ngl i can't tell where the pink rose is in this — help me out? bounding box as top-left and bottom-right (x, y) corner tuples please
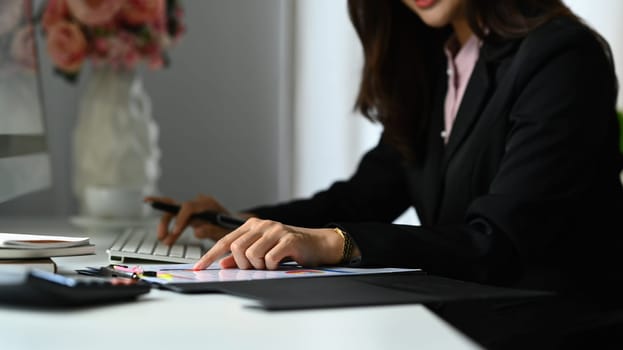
(66, 0), (123, 26)
(121, 0), (165, 26)
(123, 48), (141, 69)
(42, 0), (69, 31)
(148, 54), (164, 70)
(96, 34), (141, 70)
(93, 37), (109, 53)
(46, 21), (87, 73)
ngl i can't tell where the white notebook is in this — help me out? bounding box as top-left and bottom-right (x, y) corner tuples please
(0, 233), (95, 259)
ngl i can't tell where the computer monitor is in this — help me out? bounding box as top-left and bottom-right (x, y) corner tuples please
(0, 0), (51, 203)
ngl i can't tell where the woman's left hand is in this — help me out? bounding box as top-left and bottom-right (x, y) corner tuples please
(193, 218), (344, 270)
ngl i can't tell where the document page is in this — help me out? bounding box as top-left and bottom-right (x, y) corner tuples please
(130, 263), (420, 284)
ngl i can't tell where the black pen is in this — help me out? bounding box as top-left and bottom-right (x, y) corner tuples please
(109, 265), (162, 278)
(75, 266), (139, 279)
(106, 266), (140, 279)
(149, 201), (245, 229)
(137, 270), (158, 277)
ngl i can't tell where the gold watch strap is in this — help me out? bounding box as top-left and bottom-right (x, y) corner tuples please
(333, 227), (353, 265)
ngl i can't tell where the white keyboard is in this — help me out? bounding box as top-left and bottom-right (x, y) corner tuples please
(107, 227), (214, 264)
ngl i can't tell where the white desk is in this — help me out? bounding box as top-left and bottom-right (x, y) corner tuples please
(0, 218), (480, 350)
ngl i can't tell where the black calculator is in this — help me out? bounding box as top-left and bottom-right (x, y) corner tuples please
(0, 268), (151, 307)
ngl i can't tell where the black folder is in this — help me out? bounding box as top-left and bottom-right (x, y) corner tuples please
(159, 272), (553, 310)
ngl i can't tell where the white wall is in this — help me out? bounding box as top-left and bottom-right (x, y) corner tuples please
(291, 0), (418, 225)
(564, 0), (623, 109)
(145, 0), (293, 211)
(292, 0), (382, 201)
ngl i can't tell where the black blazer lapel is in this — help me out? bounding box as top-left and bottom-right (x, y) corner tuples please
(443, 56), (492, 164)
(442, 38), (520, 166)
(412, 97), (446, 225)
(408, 69), (447, 225)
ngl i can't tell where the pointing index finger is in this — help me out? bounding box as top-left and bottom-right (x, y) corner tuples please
(193, 226), (247, 270)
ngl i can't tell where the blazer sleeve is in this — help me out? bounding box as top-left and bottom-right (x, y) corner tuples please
(245, 136), (412, 228)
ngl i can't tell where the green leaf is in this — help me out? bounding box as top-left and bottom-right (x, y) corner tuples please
(53, 67), (80, 84)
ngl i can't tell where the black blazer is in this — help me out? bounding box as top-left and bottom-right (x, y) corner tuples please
(248, 18), (623, 293)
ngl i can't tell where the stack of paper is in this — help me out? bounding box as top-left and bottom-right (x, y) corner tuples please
(0, 233), (95, 259)
(0, 258), (57, 273)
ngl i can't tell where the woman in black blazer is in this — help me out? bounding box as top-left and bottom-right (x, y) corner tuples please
(150, 0), (623, 294)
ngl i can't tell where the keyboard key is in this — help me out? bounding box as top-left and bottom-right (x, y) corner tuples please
(121, 229), (145, 253)
(107, 227), (209, 263)
(154, 242), (170, 256)
(110, 230), (131, 251)
(138, 234), (157, 254)
(185, 245), (202, 259)
(169, 244), (184, 258)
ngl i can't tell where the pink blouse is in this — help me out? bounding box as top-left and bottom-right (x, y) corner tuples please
(442, 34), (481, 144)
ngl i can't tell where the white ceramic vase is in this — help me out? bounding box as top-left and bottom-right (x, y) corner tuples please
(72, 67), (160, 218)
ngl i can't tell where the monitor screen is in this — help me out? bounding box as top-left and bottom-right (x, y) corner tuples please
(0, 0), (51, 203)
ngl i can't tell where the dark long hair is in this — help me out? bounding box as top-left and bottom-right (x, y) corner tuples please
(348, 0), (576, 161)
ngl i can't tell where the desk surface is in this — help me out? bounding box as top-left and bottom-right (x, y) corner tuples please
(0, 217), (480, 350)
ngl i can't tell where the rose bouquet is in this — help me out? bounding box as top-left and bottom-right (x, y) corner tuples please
(40, 0), (184, 81)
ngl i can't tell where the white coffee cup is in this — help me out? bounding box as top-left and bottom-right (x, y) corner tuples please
(83, 186), (147, 219)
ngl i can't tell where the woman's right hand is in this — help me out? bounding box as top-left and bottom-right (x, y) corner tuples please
(144, 194), (234, 245)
